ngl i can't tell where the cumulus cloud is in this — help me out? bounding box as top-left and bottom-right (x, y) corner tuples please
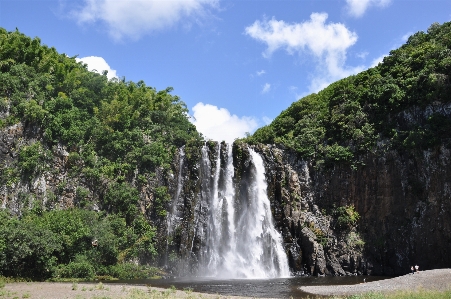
(190, 102), (258, 143)
(345, 0), (392, 18)
(76, 56), (117, 80)
(71, 0), (219, 40)
(256, 70), (266, 76)
(245, 13), (363, 94)
(261, 83), (271, 94)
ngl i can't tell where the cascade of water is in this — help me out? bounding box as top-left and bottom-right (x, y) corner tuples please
(201, 144), (237, 277)
(166, 147), (185, 265)
(203, 143), (223, 272)
(167, 144), (290, 278)
(243, 148), (290, 278)
(200, 145), (290, 279)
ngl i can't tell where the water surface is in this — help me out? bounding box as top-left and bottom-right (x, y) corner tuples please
(107, 276), (388, 298)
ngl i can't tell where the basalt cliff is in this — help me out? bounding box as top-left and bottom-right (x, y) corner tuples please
(161, 136), (451, 277)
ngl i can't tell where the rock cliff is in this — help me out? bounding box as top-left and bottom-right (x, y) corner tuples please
(1, 119), (450, 277)
(161, 136), (450, 277)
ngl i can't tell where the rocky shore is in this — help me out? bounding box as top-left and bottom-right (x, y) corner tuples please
(300, 269), (451, 296)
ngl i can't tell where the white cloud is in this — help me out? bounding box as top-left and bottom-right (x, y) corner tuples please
(71, 0), (218, 40)
(402, 31), (414, 42)
(345, 0), (392, 18)
(76, 56), (117, 80)
(190, 102), (258, 143)
(256, 70), (266, 76)
(262, 116), (272, 125)
(370, 54), (386, 67)
(261, 83), (271, 94)
(245, 13), (364, 94)
(369, 31), (413, 68)
(356, 51), (369, 59)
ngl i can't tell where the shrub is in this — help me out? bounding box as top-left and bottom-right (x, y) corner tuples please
(108, 263), (159, 280)
(18, 141), (50, 178)
(56, 256), (95, 279)
(334, 205), (360, 229)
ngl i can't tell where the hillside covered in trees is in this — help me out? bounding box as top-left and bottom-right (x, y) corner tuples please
(0, 28), (202, 280)
(246, 21), (451, 166)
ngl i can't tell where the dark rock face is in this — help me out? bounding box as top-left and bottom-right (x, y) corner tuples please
(251, 144), (367, 276)
(251, 143), (451, 276)
(310, 147), (451, 276)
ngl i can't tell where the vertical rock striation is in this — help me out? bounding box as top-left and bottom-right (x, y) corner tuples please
(251, 143), (451, 276)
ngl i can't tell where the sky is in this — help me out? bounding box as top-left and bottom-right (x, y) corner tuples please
(1, 0), (450, 143)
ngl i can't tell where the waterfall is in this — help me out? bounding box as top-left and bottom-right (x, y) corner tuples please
(168, 144), (290, 279)
(166, 147), (185, 265)
(203, 145), (289, 278)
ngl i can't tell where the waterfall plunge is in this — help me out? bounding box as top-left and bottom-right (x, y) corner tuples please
(170, 144), (290, 279)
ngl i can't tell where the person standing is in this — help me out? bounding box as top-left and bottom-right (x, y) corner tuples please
(415, 265), (419, 273)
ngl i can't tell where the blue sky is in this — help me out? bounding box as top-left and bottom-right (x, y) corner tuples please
(1, 0), (450, 142)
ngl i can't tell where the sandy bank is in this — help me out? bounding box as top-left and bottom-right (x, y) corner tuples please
(2, 281), (260, 299)
(300, 268), (451, 296)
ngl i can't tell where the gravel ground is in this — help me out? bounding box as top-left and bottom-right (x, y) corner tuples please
(300, 269), (451, 296)
(2, 281), (264, 299)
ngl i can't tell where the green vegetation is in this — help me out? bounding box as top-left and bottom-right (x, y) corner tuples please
(18, 141), (51, 179)
(347, 232), (365, 249)
(246, 22), (451, 166)
(0, 209), (158, 280)
(0, 26), (201, 183)
(333, 205), (361, 229)
(0, 28), (203, 279)
(306, 222), (328, 247)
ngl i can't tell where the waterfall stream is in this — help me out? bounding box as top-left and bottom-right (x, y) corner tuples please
(169, 144), (290, 279)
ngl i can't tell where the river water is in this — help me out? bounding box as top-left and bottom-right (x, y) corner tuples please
(107, 276), (388, 298)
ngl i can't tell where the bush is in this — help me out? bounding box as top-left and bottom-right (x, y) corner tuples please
(0, 209), (157, 280)
(108, 263), (159, 280)
(18, 141), (50, 178)
(334, 205), (360, 229)
(55, 256), (95, 279)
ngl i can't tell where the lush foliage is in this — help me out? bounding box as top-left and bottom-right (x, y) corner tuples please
(0, 27), (201, 179)
(0, 209), (157, 280)
(246, 22), (451, 165)
(0, 28), (203, 279)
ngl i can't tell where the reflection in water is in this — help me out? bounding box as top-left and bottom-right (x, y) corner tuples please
(106, 276), (389, 299)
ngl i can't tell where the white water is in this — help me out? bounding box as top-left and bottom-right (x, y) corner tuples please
(166, 147), (185, 265)
(169, 144), (290, 279)
(204, 146), (289, 278)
